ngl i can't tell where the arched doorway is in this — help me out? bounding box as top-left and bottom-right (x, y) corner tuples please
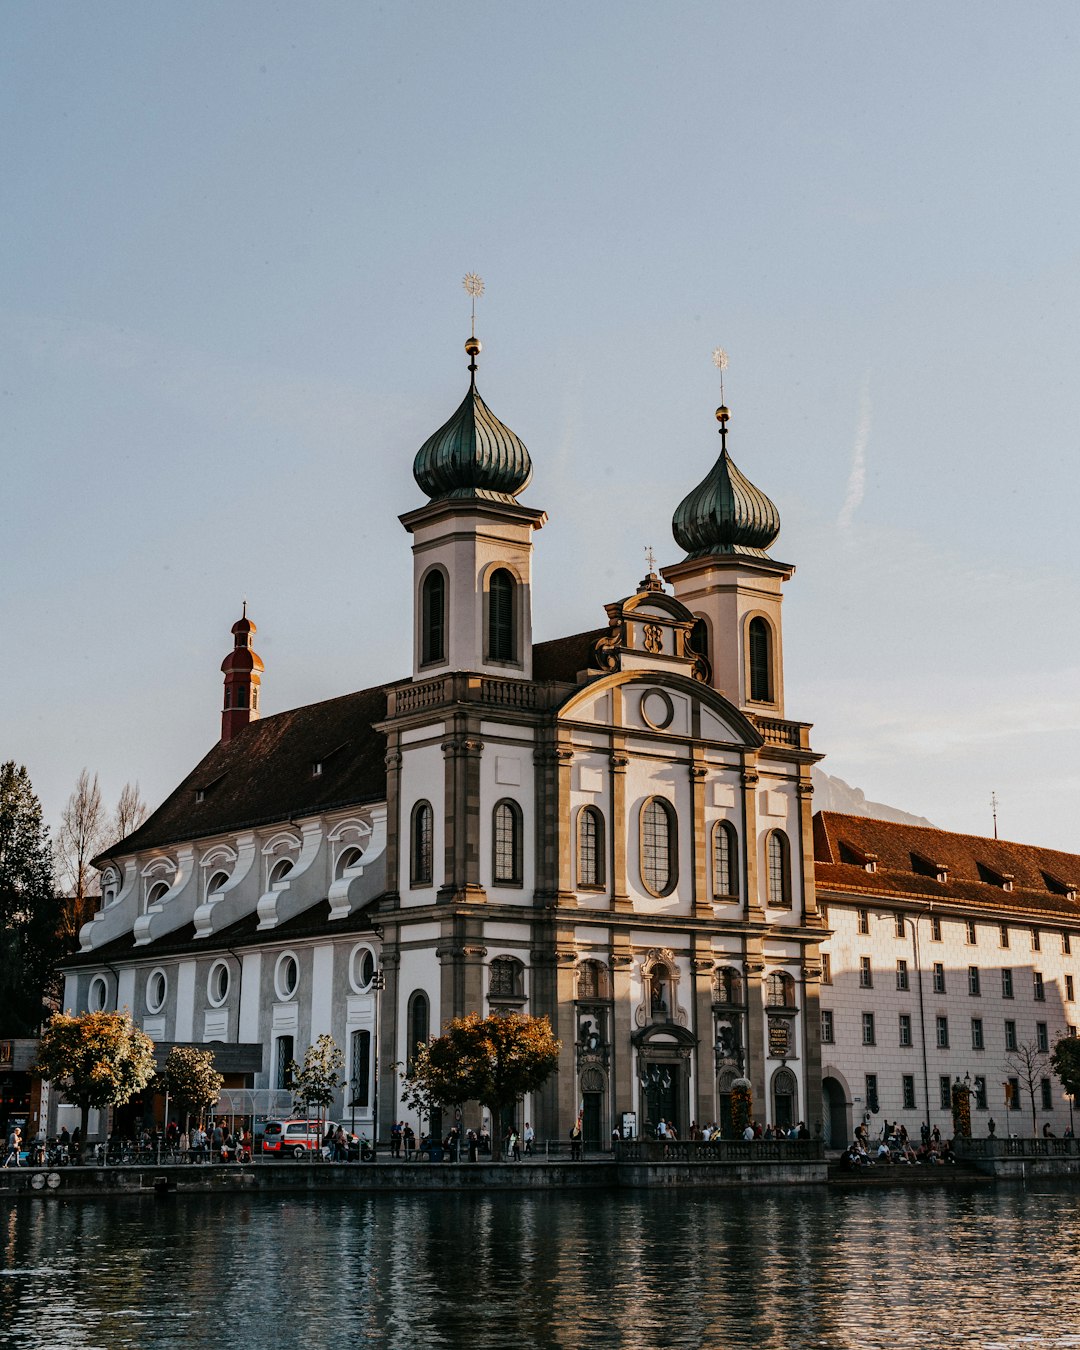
(717, 1068), (737, 1138)
(822, 1076), (850, 1148)
(771, 1067), (798, 1132)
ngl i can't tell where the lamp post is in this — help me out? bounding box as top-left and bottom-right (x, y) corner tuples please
(371, 969), (385, 1157)
(883, 909), (932, 1138)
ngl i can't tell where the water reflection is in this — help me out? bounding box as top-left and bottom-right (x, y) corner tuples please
(1, 1186), (1079, 1348)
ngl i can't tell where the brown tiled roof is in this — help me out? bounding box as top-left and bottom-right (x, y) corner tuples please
(96, 684), (391, 862)
(814, 811), (1080, 922)
(94, 626), (608, 865)
(532, 628), (607, 683)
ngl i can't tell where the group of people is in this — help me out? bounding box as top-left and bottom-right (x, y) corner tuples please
(388, 1121), (417, 1158)
(842, 1120), (957, 1169)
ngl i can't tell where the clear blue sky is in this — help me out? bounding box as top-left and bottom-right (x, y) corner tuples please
(4, 2), (1079, 850)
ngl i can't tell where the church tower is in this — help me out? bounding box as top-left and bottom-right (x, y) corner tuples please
(220, 605), (264, 743)
(399, 333), (546, 680)
(662, 403), (792, 716)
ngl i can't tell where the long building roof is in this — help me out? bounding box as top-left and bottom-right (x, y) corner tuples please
(814, 811), (1080, 922)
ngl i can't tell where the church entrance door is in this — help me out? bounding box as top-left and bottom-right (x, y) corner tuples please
(582, 1093), (602, 1150)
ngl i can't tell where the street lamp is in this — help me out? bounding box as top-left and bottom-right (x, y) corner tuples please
(371, 969), (385, 1157)
(637, 1061), (671, 1137)
(881, 909), (932, 1139)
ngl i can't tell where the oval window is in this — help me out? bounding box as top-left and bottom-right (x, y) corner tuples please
(88, 975), (109, 1012)
(207, 960), (230, 1007)
(145, 968), (167, 1014)
(350, 945), (376, 993)
(275, 952), (299, 1001)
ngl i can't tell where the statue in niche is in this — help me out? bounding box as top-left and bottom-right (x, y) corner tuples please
(580, 1016), (602, 1053)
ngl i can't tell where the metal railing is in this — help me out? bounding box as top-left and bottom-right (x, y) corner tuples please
(616, 1138), (823, 1164)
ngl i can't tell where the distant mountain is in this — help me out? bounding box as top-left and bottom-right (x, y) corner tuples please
(810, 768), (934, 829)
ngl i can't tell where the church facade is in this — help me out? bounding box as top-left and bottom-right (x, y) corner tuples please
(65, 329), (1080, 1148)
(66, 332), (826, 1145)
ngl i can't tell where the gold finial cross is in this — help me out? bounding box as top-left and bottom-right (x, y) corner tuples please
(645, 545), (657, 573)
(463, 273), (485, 337)
(711, 346), (728, 403)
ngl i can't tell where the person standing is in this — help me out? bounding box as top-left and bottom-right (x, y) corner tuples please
(569, 1118), (583, 1160)
(523, 1122), (534, 1156)
(403, 1123), (415, 1160)
(3, 1127), (22, 1167)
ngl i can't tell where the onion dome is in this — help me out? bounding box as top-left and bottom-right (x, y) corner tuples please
(672, 406), (780, 559)
(413, 338), (532, 504)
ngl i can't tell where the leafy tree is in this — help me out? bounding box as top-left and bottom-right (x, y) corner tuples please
(0, 761), (62, 1034)
(1050, 1034), (1080, 1107)
(156, 1045), (223, 1134)
(34, 1010), (157, 1146)
(1005, 1041), (1051, 1135)
(400, 1013), (560, 1160)
(289, 1034), (346, 1148)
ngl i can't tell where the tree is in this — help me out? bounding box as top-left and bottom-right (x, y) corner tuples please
(156, 1045), (223, 1134)
(1005, 1041), (1051, 1135)
(289, 1034), (346, 1151)
(112, 781), (148, 845)
(0, 761), (62, 1034)
(400, 1013), (560, 1160)
(34, 1010), (156, 1146)
(1050, 1034), (1080, 1112)
(57, 769), (107, 940)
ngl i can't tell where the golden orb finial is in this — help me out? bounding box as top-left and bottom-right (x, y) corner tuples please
(465, 336), (481, 357)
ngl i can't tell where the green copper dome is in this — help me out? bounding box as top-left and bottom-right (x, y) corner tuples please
(672, 412), (780, 559)
(413, 344), (532, 504)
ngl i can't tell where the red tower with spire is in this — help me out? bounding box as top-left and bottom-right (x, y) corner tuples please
(220, 605), (264, 743)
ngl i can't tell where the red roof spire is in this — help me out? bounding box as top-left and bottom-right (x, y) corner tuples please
(220, 606), (264, 743)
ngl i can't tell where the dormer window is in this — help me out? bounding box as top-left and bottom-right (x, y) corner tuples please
(312, 762), (323, 778)
(195, 790), (205, 803)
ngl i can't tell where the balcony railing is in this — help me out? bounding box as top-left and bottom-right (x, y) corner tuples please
(387, 674), (568, 719)
(752, 716), (811, 750)
(616, 1138), (823, 1164)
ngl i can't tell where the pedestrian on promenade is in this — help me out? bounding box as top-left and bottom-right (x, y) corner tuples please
(403, 1123), (415, 1160)
(523, 1122), (534, 1156)
(569, 1118), (583, 1160)
(3, 1127), (22, 1167)
(391, 1121), (402, 1158)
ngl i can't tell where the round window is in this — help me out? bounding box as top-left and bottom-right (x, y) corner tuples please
(350, 945), (376, 993)
(640, 688), (675, 731)
(207, 960), (230, 1007)
(88, 975), (109, 1012)
(146, 968), (167, 1014)
(275, 952), (299, 1001)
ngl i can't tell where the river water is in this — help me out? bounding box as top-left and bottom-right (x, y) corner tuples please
(1, 1184), (1078, 1348)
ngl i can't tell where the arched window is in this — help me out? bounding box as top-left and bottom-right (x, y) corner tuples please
(493, 799), (523, 885)
(577, 959), (611, 1001)
(748, 617), (773, 702)
(711, 821), (738, 899)
(640, 797), (677, 896)
(411, 801), (433, 887)
(350, 1028), (371, 1108)
(767, 830), (792, 908)
(421, 570), (445, 664)
(766, 972), (796, 1007)
(268, 857), (293, 886)
(407, 991), (429, 1073)
(488, 568), (516, 662)
(206, 870), (229, 900)
(689, 617), (709, 660)
(145, 880), (170, 911)
(489, 956), (524, 1001)
(275, 1034), (294, 1089)
(578, 806), (605, 889)
(715, 966), (744, 1005)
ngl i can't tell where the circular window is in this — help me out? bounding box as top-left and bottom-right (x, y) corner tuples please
(207, 960), (230, 1007)
(88, 975), (109, 1012)
(350, 945), (376, 993)
(275, 952), (299, 1001)
(145, 968), (167, 1014)
(640, 689), (675, 731)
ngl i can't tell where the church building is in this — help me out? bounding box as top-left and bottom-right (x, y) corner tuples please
(66, 327), (826, 1146)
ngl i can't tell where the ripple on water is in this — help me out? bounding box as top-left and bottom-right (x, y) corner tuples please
(1, 1188), (1079, 1347)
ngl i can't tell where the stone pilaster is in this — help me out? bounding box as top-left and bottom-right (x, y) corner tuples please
(743, 949), (767, 1121)
(610, 743), (631, 912)
(741, 756), (763, 920)
(376, 945), (399, 1146)
(691, 754), (710, 920)
(801, 952), (824, 1135)
(692, 945), (715, 1127)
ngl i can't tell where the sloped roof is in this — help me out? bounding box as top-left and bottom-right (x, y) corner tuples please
(532, 628), (607, 683)
(96, 684), (391, 862)
(814, 811), (1080, 922)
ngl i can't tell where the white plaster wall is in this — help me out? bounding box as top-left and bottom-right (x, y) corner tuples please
(174, 960), (197, 1041)
(309, 944), (335, 1039)
(398, 738), (445, 905)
